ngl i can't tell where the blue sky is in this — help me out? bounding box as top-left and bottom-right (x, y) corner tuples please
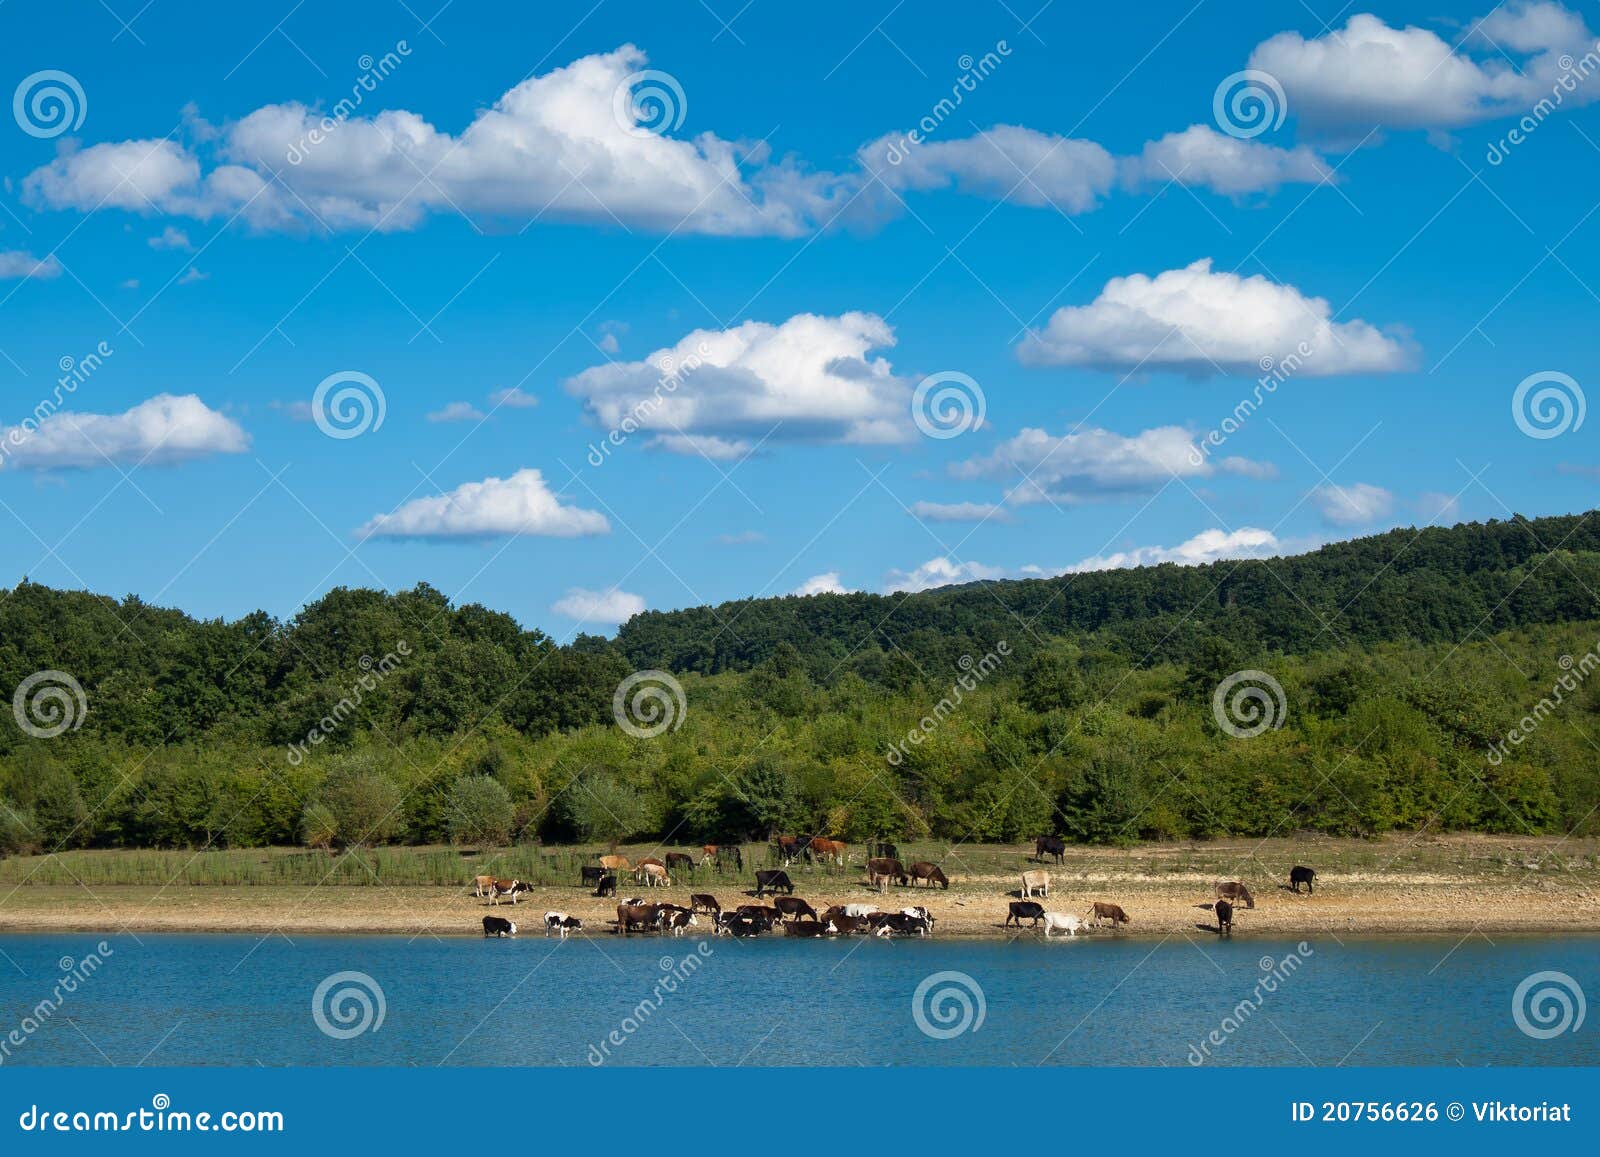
(0, 0), (1596, 635)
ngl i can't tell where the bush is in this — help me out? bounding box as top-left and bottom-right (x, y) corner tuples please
(446, 775), (514, 846)
(308, 767), (403, 848)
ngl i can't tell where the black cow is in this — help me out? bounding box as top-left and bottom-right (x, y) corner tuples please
(1035, 835), (1066, 864)
(580, 865), (609, 888)
(690, 893), (721, 915)
(869, 842), (898, 861)
(735, 904), (781, 931)
(665, 852), (696, 877)
(1215, 899), (1234, 936)
(754, 869), (794, 896)
(483, 915), (517, 937)
(1289, 865), (1316, 894)
(1006, 901), (1046, 928)
(593, 873), (618, 897)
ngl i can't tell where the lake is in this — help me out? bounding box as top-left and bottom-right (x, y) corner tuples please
(0, 933), (1593, 1066)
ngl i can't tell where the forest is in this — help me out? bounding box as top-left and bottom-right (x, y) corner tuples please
(1, 511), (1597, 854)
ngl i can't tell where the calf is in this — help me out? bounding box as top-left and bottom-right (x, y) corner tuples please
(1006, 901), (1046, 929)
(1020, 870), (1049, 899)
(1042, 912), (1084, 938)
(909, 862), (949, 889)
(1289, 865), (1316, 894)
(866, 858), (908, 893)
(690, 893), (721, 916)
(636, 863), (671, 888)
(594, 874), (618, 898)
(784, 919), (837, 937)
(754, 869), (794, 897)
(773, 896), (819, 922)
(1215, 899), (1234, 936)
(1089, 901), (1130, 928)
(1214, 881), (1255, 909)
(483, 915), (517, 937)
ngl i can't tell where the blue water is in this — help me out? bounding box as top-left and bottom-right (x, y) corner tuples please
(0, 933), (1594, 1067)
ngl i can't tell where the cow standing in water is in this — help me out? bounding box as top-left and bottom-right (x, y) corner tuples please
(1215, 899), (1234, 936)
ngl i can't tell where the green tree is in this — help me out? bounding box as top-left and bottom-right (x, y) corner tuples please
(446, 775), (514, 846)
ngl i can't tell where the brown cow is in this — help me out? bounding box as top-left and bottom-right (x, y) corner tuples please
(809, 838), (847, 866)
(472, 874), (495, 897)
(867, 857), (908, 892)
(1214, 881), (1255, 908)
(784, 919), (837, 937)
(1020, 870), (1049, 899)
(599, 854), (632, 873)
(1089, 901), (1130, 928)
(617, 902), (663, 935)
(690, 893), (721, 915)
(488, 878), (531, 905)
(909, 862), (949, 889)
(773, 896), (819, 922)
(830, 914), (871, 935)
(665, 852), (696, 875)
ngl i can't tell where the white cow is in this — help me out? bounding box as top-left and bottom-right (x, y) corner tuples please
(843, 903), (878, 918)
(1042, 911), (1084, 938)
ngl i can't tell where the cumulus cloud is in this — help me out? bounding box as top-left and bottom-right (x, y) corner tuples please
(0, 393), (247, 469)
(1018, 259), (1413, 376)
(909, 500), (1013, 523)
(952, 424), (1270, 505)
(357, 468), (609, 539)
(551, 586), (645, 624)
(148, 226), (192, 250)
(1120, 125), (1332, 196)
(860, 125), (1118, 212)
(25, 47), (845, 237)
(566, 311), (911, 457)
(1061, 527), (1282, 572)
(489, 387), (539, 409)
(1248, 3), (1600, 135)
(0, 250), (62, 280)
(427, 401), (486, 423)
(792, 572), (849, 596)
(884, 556), (1007, 593)
(1313, 481), (1395, 526)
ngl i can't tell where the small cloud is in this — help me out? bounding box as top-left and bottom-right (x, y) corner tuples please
(489, 386), (539, 409)
(909, 500), (1013, 523)
(148, 226), (192, 251)
(1063, 527), (1281, 572)
(1414, 490), (1461, 524)
(551, 586), (645, 624)
(0, 250), (62, 280)
(427, 401), (487, 423)
(792, 572), (849, 596)
(120, 278), (140, 289)
(597, 332), (621, 354)
(884, 556), (1006, 593)
(1313, 481), (1394, 527)
(357, 468), (609, 540)
(716, 530), (765, 545)
(270, 400), (314, 423)
(178, 266), (209, 284)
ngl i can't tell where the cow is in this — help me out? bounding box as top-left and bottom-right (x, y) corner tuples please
(636, 863), (671, 888)
(1289, 865), (1317, 894)
(1042, 912), (1084, 938)
(598, 854), (632, 873)
(593, 874), (618, 898)
(784, 919), (837, 937)
(1089, 901), (1130, 928)
(617, 902), (663, 936)
(909, 862), (949, 889)
(773, 896), (819, 922)
(809, 838), (848, 866)
(773, 835), (813, 865)
(866, 858), (908, 893)
(869, 842), (898, 861)
(483, 915), (517, 937)
(1215, 881), (1255, 909)
(1006, 901), (1045, 928)
(472, 874), (496, 897)
(1035, 835), (1066, 864)
(901, 905), (934, 924)
(734, 905), (781, 931)
(579, 865), (609, 888)
(489, 878), (532, 905)
(713, 846), (744, 873)
(690, 893), (721, 916)
(665, 852), (696, 877)
(754, 869), (794, 897)
(544, 911), (583, 939)
(831, 914), (871, 935)
(1020, 870), (1049, 899)
(1215, 899), (1234, 936)
(874, 912), (932, 937)
(844, 903), (878, 918)
(661, 908), (698, 937)
(714, 912), (763, 937)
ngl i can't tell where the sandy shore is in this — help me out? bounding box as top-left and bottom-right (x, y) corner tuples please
(3, 834), (1597, 939)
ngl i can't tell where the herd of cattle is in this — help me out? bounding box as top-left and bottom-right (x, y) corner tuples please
(469, 837), (1322, 942)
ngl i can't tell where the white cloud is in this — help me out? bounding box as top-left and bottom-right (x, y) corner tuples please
(952, 424), (1269, 504)
(551, 586), (645, 624)
(489, 387), (539, 409)
(178, 266), (208, 284)
(0, 393), (248, 469)
(427, 401), (486, 423)
(1062, 527), (1282, 572)
(884, 556), (1007, 593)
(1018, 259), (1413, 376)
(1248, 3), (1600, 135)
(716, 530), (765, 545)
(909, 500), (1013, 522)
(860, 125), (1118, 212)
(1120, 125), (1332, 196)
(1313, 481), (1394, 526)
(148, 226), (192, 250)
(271, 400), (314, 422)
(0, 250), (62, 280)
(1415, 490), (1462, 523)
(566, 311), (911, 456)
(357, 468), (609, 539)
(26, 47), (844, 237)
(597, 332), (621, 354)
(792, 572), (849, 596)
